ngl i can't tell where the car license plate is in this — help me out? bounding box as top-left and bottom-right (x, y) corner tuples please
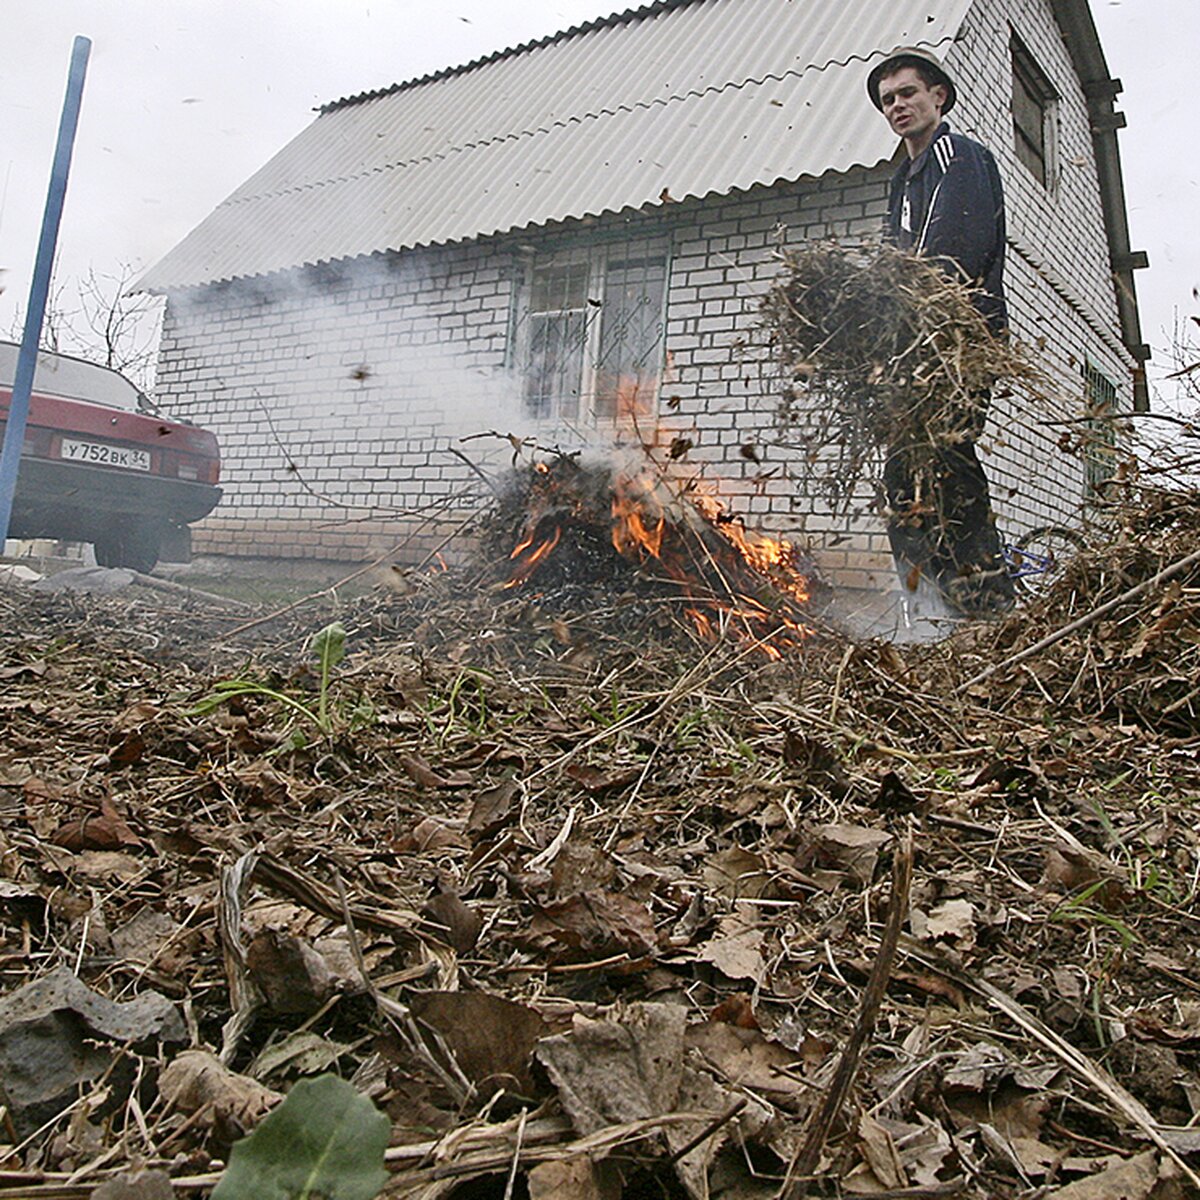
(60, 438), (151, 472)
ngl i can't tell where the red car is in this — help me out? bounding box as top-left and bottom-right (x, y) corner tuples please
(0, 342), (221, 572)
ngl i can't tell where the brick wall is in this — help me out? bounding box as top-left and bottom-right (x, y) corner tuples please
(947, 0), (1137, 536)
(157, 0), (1135, 587)
(158, 244), (519, 561)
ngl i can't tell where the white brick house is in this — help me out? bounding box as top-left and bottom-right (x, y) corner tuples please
(139, 0), (1147, 586)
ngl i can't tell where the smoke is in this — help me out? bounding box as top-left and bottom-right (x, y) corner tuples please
(156, 243), (665, 565)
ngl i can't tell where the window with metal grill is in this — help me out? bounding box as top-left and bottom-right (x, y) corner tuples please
(1083, 359), (1119, 496)
(522, 262), (589, 421)
(516, 243), (667, 424)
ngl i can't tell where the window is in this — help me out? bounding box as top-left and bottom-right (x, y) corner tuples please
(1083, 360), (1119, 496)
(1011, 37), (1057, 187)
(522, 262), (590, 421)
(516, 244), (666, 423)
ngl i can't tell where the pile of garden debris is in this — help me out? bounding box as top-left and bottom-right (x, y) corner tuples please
(1, 487), (1199, 1200)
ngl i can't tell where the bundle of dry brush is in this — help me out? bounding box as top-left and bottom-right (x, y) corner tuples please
(761, 243), (1047, 509)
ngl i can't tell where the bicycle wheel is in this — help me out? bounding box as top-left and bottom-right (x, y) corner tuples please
(1009, 525), (1085, 598)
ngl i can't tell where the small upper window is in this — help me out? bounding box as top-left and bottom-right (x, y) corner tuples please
(1011, 36), (1057, 187)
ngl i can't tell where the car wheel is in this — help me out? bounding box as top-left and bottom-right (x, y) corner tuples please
(93, 535), (121, 568)
(93, 526), (161, 574)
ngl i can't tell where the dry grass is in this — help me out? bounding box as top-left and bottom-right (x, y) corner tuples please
(761, 243), (1049, 511)
(1, 484), (1200, 1198)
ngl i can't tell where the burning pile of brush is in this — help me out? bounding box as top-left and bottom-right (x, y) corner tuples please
(486, 456), (824, 659)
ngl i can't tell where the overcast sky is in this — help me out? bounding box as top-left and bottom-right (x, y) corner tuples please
(2, 0), (1196, 399)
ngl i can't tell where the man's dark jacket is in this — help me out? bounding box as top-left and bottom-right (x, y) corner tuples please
(885, 121), (1008, 334)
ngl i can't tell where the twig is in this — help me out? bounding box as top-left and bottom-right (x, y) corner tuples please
(258, 399), (481, 517)
(665, 1098), (748, 1165)
(217, 851), (263, 1064)
(925, 813), (999, 838)
(829, 642), (855, 725)
(522, 628), (782, 786)
(408, 1111), (720, 1186)
(333, 874), (473, 1107)
(256, 854), (421, 937)
(956, 547), (1200, 695)
(413, 511), (479, 572)
(129, 570), (255, 610)
(602, 742), (661, 852)
(780, 825), (914, 1198)
(446, 446), (503, 499)
(843, 1186), (965, 1200)
(502, 1107), (527, 1200)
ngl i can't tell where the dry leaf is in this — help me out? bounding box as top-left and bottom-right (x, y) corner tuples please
(51, 798), (140, 851)
(550, 838), (617, 896)
(536, 1003), (686, 1133)
(563, 763), (642, 793)
(709, 993), (759, 1029)
(411, 991), (559, 1100)
(421, 890), (482, 953)
(0, 659), (46, 681)
(396, 816), (469, 852)
(397, 752), (449, 788)
(703, 847), (776, 900)
(528, 890), (658, 960)
(70, 850), (144, 883)
(466, 780), (518, 839)
(231, 762), (297, 809)
(858, 1112), (906, 1189)
(686, 1021), (808, 1109)
(111, 701), (161, 731)
(535, 1003), (732, 1199)
(528, 1156), (620, 1200)
(111, 907), (182, 968)
(697, 917), (765, 984)
(245, 929), (335, 1015)
(916, 898), (977, 949)
(90, 1169), (174, 1200)
(105, 730), (147, 767)
(160, 1049), (281, 1130)
(806, 824), (892, 887)
(1011, 1136), (1062, 1178)
(1043, 1150), (1167, 1199)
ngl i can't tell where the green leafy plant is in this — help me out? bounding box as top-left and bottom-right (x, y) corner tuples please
(212, 1073), (389, 1200)
(189, 622), (357, 744)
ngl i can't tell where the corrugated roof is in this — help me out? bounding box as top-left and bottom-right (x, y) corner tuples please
(138, 0), (974, 292)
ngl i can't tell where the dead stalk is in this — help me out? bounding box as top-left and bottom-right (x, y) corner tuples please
(781, 825), (915, 1198)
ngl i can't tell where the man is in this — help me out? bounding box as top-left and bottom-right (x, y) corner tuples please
(867, 47), (1015, 617)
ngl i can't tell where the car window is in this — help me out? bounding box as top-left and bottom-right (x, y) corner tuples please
(0, 341), (142, 411)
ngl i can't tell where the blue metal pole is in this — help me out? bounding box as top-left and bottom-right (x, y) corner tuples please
(0, 35), (92, 547)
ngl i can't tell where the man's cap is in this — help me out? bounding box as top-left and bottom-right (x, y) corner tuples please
(867, 46), (957, 115)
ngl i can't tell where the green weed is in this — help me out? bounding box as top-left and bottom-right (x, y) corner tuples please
(189, 622), (367, 747)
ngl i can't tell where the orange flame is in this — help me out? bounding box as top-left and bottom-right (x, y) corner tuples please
(504, 525), (562, 588)
(504, 461), (814, 656)
(691, 490), (809, 606)
(611, 492), (665, 558)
